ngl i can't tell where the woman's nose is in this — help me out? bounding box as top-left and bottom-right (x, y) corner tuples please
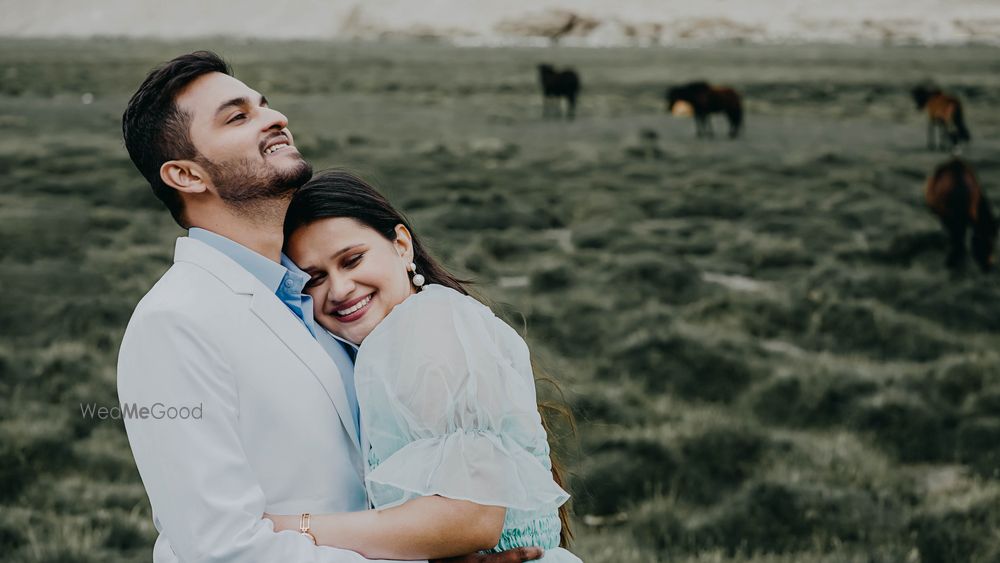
(328, 275), (356, 304)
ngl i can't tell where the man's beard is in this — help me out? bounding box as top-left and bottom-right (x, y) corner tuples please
(198, 153), (313, 210)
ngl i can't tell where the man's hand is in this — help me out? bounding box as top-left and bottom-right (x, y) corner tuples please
(431, 547), (544, 563)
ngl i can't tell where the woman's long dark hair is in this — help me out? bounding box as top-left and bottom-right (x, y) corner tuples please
(285, 169), (469, 296)
(284, 169), (574, 547)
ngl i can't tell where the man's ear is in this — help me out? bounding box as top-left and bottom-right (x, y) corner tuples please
(160, 160), (210, 195)
(394, 224), (415, 262)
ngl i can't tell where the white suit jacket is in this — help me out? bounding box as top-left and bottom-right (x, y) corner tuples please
(118, 236), (402, 562)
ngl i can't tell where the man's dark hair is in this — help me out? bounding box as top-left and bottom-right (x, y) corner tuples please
(122, 51), (232, 227)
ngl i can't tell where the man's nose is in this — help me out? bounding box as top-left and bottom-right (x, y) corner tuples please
(261, 107), (288, 132)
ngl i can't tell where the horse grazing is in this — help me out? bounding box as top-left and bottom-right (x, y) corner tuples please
(925, 158), (997, 273)
(538, 64), (580, 120)
(665, 81), (743, 139)
(912, 85), (971, 150)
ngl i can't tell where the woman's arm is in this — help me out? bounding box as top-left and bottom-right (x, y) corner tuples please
(265, 496), (506, 560)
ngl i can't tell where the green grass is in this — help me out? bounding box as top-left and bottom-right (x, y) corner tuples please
(1, 38), (999, 561)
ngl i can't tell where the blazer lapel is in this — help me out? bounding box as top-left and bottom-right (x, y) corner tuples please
(249, 291), (362, 452)
(175, 236), (361, 451)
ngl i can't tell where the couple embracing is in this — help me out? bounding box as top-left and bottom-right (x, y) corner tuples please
(116, 51), (581, 563)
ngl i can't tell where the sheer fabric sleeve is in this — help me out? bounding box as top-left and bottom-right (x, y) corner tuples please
(354, 286), (568, 526)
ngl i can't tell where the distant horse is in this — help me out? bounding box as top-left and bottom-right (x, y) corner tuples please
(666, 81), (743, 139)
(911, 85), (971, 150)
(538, 64), (580, 120)
(924, 158), (997, 272)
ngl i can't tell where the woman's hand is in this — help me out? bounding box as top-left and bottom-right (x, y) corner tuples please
(260, 498), (505, 559)
(262, 512), (298, 533)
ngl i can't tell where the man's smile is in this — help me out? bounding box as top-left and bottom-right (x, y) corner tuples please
(261, 133), (294, 157)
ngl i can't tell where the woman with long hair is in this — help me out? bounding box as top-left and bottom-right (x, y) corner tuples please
(263, 169), (580, 562)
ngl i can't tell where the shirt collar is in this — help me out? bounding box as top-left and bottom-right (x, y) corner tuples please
(279, 253), (311, 290)
(188, 229), (362, 354)
(188, 227), (289, 293)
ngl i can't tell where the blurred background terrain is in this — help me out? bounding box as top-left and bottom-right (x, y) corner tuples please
(1, 9), (1000, 562)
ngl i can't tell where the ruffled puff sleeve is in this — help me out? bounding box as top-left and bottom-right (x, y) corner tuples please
(354, 285), (569, 527)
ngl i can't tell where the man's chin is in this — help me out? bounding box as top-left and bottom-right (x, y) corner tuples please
(201, 153), (313, 204)
(281, 159), (314, 191)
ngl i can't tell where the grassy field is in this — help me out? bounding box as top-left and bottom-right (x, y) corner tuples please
(1, 38), (1000, 562)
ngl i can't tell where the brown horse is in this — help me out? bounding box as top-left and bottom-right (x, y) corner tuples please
(538, 64), (580, 120)
(925, 158), (997, 272)
(665, 81), (743, 139)
(912, 86), (971, 150)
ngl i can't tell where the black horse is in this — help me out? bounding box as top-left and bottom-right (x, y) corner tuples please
(925, 157), (997, 272)
(666, 81), (743, 139)
(538, 64), (580, 120)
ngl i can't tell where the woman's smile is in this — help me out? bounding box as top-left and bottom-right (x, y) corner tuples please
(331, 291), (376, 323)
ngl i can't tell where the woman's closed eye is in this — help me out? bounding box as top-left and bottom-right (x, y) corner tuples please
(344, 253), (364, 268)
(305, 273), (326, 289)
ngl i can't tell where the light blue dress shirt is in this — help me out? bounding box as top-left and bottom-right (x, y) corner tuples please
(188, 228), (361, 440)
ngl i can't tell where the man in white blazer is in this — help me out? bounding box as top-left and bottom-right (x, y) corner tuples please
(117, 51), (542, 563)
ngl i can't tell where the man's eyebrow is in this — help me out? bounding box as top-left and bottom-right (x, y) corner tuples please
(215, 94), (267, 118)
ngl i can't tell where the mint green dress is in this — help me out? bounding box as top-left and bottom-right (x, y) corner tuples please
(354, 285), (581, 562)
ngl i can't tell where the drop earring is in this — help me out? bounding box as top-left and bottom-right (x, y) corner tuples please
(408, 262), (425, 289)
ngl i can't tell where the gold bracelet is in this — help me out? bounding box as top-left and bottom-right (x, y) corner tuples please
(299, 513), (317, 545)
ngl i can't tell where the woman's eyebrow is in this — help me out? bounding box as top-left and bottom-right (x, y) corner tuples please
(331, 244), (363, 260)
(299, 244), (363, 274)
